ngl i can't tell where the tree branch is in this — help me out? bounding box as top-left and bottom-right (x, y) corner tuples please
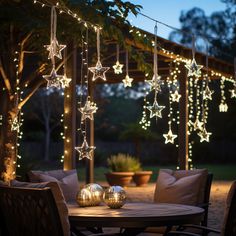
(0, 57), (12, 96)
(18, 79), (45, 109)
(18, 31), (33, 81)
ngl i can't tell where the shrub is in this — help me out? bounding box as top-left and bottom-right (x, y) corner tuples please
(107, 153), (141, 172)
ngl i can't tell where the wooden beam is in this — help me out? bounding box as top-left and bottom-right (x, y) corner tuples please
(178, 65), (189, 170)
(63, 42), (77, 170)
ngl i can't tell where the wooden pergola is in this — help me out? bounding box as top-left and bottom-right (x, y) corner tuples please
(62, 30), (234, 183)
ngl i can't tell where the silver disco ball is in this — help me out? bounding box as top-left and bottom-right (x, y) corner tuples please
(77, 183), (103, 207)
(103, 186), (126, 209)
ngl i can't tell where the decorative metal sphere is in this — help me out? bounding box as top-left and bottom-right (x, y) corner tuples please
(76, 183), (103, 207)
(103, 186), (126, 209)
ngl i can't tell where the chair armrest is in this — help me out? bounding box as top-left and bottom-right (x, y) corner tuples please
(167, 231), (200, 236)
(179, 224), (220, 234)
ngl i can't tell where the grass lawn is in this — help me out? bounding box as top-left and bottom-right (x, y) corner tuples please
(77, 164), (236, 182)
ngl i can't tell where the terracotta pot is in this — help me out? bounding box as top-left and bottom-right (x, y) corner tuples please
(133, 171), (153, 187)
(105, 172), (134, 187)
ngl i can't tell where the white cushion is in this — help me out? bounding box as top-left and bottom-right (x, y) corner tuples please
(154, 169), (208, 205)
(28, 169), (79, 202)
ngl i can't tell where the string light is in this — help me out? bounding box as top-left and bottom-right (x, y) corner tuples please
(122, 49), (133, 87)
(219, 77), (228, 112)
(113, 44), (123, 74)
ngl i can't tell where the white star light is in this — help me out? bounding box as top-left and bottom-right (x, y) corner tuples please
(185, 58), (203, 78)
(193, 118), (204, 131)
(75, 138), (96, 160)
(147, 100), (165, 118)
(229, 87), (236, 98)
(113, 61), (123, 74)
(163, 128), (177, 144)
(171, 90), (181, 102)
(88, 60), (109, 81)
(11, 117), (21, 132)
(146, 75), (162, 92)
(219, 103), (228, 112)
(45, 39), (66, 59)
(43, 68), (63, 88)
(198, 127), (212, 143)
(122, 75), (133, 87)
(203, 85), (213, 100)
(79, 99), (98, 121)
(60, 75), (71, 88)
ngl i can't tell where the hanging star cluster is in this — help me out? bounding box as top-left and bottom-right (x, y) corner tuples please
(75, 138), (96, 160)
(185, 58), (203, 78)
(113, 45), (123, 74)
(42, 6), (68, 89)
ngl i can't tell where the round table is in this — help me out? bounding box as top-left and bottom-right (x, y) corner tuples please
(68, 202), (204, 235)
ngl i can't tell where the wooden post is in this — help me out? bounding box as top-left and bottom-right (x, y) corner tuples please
(63, 42), (77, 170)
(86, 81), (95, 183)
(178, 65), (189, 170)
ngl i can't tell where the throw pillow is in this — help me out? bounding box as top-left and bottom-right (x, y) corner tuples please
(154, 169), (208, 205)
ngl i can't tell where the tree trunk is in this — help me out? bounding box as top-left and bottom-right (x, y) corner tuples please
(0, 90), (18, 182)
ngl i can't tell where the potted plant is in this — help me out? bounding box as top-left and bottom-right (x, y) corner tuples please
(133, 170), (153, 187)
(105, 153), (141, 187)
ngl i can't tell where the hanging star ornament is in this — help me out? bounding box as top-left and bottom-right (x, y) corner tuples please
(219, 102), (228, 112)
(171, 90), (181, 102)
(193, 117), (204, 131)
(203, 85), (213, 100)
(147, 100), (165, 118)
(43, 68), (63, 88)
(75, 138), (96, 160)
(45, 39), (66, 60)
(198, 127), (212, 142)
(60, 75), (71, 88)
(88, 60), (109, 81)
(146, 75), (162, 92)
(229, 86), (236, 98)
(163, 128), (177, 144)
(11, 117), (21, 132)
(185, 58), (203, 78)
(113, 61), (123, 74)
(79, 99), (98, 121)
(122, 75), (133, 87)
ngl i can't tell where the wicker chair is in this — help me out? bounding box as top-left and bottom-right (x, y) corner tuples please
(0, 186), (64, 236)
(167, 180), (236, 236)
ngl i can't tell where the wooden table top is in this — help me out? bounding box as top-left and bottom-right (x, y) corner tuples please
(68, 202), (204, 228)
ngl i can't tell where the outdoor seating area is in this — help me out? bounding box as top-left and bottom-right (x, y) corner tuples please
(1, 0), (236, 236)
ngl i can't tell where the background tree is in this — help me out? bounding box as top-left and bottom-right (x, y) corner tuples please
(0, 0), (143, 182)
(24, 89), (63, 161)
(169, 2), (235, 61)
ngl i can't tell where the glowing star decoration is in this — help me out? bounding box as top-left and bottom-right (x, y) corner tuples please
(88, 60), (109, 81)
(43, 68), (63, 88)
(113, 61), (123, 74)
(185, 58), (203, 78)
(146, 75), (162, 92)
(75, 138), (96, 160)
(193, 118), (204, 131)
(11, 117), (21, 132)
(198, 127), (212, 143)
(229, 87), (236, 98)
(60, 75), (71, 88)
(203, 85), (213, 100)
(147, 100), (165, 118)
(219, 103), (228, 112)
(79, 99), (98, 121)
(45, 39), (66, 60)
(122, 75), (133, 87)
(171, 90), (181, 102)
(163, 128), (177, 144)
